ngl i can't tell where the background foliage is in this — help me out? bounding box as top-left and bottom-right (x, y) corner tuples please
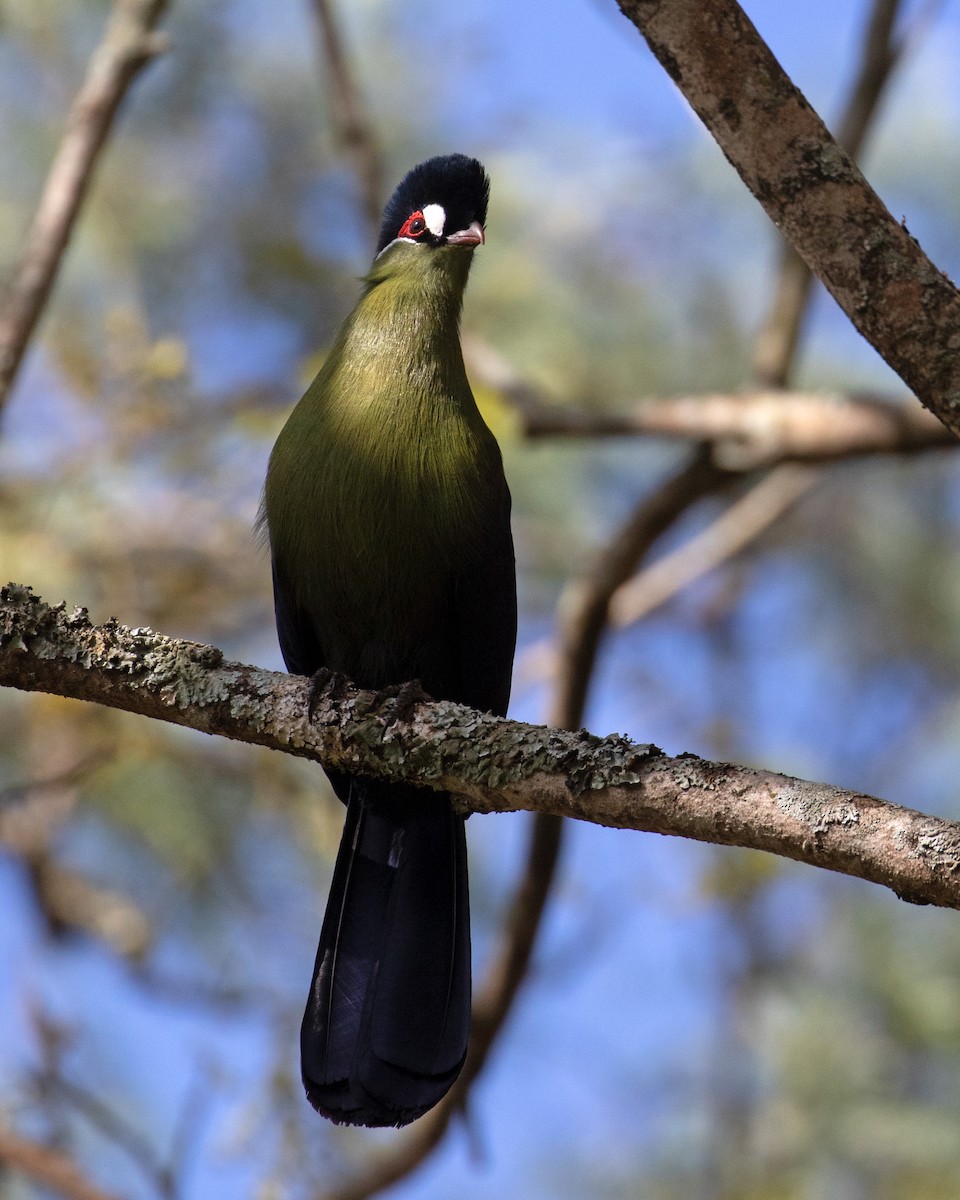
(2, 0), (960, 1197)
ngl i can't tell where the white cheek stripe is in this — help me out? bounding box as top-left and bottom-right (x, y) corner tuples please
(422, 203), (446, 237)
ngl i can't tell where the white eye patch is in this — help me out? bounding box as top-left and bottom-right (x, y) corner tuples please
(422, 204), (446, 237)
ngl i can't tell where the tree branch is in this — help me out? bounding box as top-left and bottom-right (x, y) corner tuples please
(0, 754), (152, 957)
(3, 583), (960, 910)
(309, 0), (384, 240)
(0, 1126), (125, 1200)
(551, 448), (736, 727)
(615, 0), (960, 435)
(608, 463), (816, 628)
(522, 390), (953, 462)
(0, 0), (170, 416)
(752, 0), (908, 385)
(465, 327), (955, 464)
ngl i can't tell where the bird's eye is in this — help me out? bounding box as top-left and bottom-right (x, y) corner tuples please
(398, 211), (427, 238)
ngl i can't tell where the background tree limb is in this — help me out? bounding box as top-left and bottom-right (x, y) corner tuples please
(0, 0), (170, 416)
(616, 0), (960, 436)
(0, 1126), (125, 1200)
(752, 0), (911, 384)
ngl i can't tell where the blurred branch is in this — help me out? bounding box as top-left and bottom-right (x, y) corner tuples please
(753, 0), (909, 385)
(0, 0), (170, 416)
(465, 332), (954, 463)
(609, 464), (815, 628)
(837, 0), (906, 156)
(0, 752), (107, 809)
(0, 1126), (125, 1200)
(309, 0), (384, 240)
(551, 449), (736, 727)
(4, 584), (960, 908)
(615, 0), (960, 436)
(514, 459), (818, 695)
(0, 753), (152, 957)
(521, 389), (953, 461)
(48, 1077), (173, 1199)
(29, 859), (153, 957)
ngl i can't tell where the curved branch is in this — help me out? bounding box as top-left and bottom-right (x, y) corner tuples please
(608, 463), (816, 628)
(2, 583), (960, 910)
(551, 448), (735, 727)
(615, 0), (960, 435)
(0, 0), (170, 415)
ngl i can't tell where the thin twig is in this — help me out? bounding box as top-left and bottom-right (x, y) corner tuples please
(309, 0), (384, 240)
(0, 0), (170, 415)
(838, 0), (905, 157)
(609, 464), (816, 627)
(49, 1078), (173, 1199)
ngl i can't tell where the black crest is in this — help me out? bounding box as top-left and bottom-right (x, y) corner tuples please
(375, 154), (490, 254)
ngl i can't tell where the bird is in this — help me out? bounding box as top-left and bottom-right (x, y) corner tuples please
(260, 154), (516, 1127)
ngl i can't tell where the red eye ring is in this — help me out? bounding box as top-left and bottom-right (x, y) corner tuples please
(399, 211), (427, 238)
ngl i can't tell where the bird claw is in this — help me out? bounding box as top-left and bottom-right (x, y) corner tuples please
(373, 678), (432, 725)
(307, 667), (350, 721)
(307, 670), (431, 724)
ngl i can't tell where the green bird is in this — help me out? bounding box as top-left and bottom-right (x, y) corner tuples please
(261, 155), (516, 1127)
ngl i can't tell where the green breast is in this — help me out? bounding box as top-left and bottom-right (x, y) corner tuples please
(263, 247), (506, 686)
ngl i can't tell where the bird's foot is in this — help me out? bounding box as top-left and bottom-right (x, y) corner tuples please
(307, 667), (351, 721)
(372, 678), (432, 725)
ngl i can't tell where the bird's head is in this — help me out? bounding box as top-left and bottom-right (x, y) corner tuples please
(374, 155), (489, 260)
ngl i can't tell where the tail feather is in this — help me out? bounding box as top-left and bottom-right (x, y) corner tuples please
(301, 781), (471, 1127)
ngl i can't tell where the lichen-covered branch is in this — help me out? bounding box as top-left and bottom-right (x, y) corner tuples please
(3, 583), (960, 910)
(615, 0), (960, 436)
(0, 0), (170, 414)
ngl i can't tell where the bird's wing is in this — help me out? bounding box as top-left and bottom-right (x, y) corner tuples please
(450, 499), (517, 718)
(271, 557), (327, 677)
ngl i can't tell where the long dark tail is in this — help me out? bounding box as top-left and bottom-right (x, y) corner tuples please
(300, 779), (471, 1127)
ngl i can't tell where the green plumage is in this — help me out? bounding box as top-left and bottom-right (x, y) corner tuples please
(265, 241), (510, 696)
(261, 154), (515, 1127)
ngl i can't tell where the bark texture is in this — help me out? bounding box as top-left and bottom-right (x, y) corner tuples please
(3, 584), (960, 910)
(616, 0), (960, 435)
